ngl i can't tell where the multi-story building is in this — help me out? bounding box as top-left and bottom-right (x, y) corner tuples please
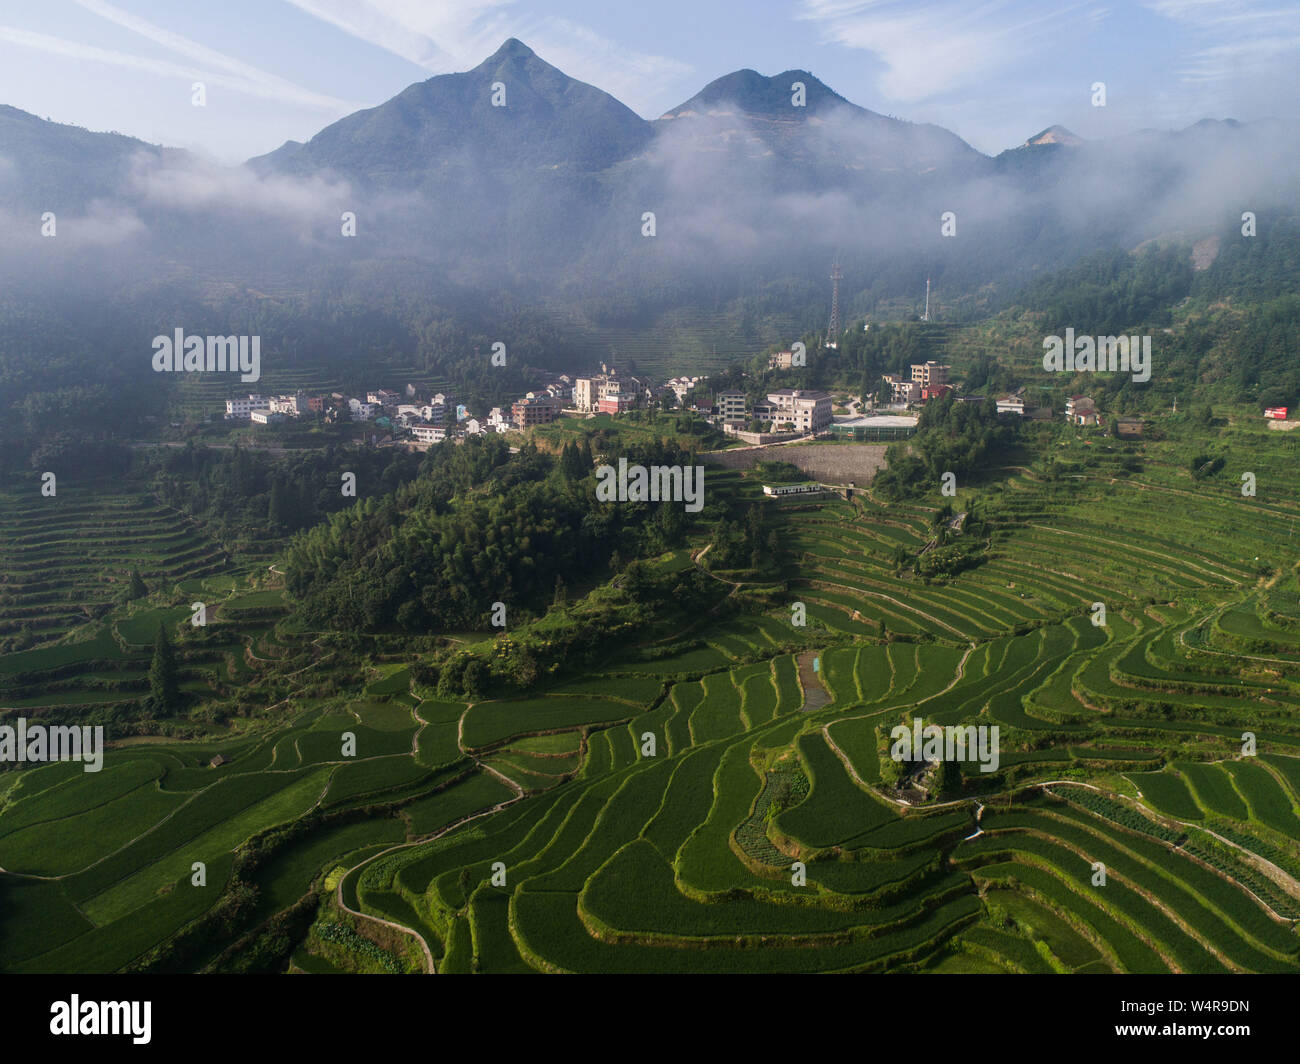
(249, 410), (285, 425)
(411, 424), (446, 444)
(910, 362), (950, 389)
(348, 398), (377, 420)
(225, 394), (270, 419)
(575, 372), (643, 412)
(881, 374), (918, 404)
(512, 394), (564, 429)
(995, 395), (1025, 416)
(765, 389), (832, 434)
(716, 390), (747, 422)
(269, 394), (305, 416)
(574, 377), (598, 412)
(768, 350), (798, 370)
(368, 389), (401, 407)
(597, 393), (636, 415)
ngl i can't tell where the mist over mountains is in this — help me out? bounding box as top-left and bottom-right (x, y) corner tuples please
(0, 37), (1297, 364)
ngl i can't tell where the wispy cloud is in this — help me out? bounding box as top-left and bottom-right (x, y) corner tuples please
(281, 0), (692, 115)
(795, 0), (1093, 102)
(1141, 0), (1300, 82)
(0, 2), (357, 114)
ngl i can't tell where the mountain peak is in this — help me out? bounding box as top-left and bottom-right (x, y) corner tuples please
(483, 38), (536, 63)
(1023, 125), (1083, 147)
(661, 67), (847, 119)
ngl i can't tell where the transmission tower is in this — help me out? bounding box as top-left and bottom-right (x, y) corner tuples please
(922, 276), (931, 322)
(827, 261), (843, 345)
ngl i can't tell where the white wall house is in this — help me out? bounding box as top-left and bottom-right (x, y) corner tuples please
(225, 394), (270, 419)
(411, 424), (446, 444)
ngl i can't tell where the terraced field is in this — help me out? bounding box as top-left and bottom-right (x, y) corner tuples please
(336, 427), (1300, 972)
(5, 422), (1300, 972)
(0, 489), (231, 646)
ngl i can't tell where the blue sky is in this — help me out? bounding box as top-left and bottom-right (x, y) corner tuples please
(0, 0), (1294, 161)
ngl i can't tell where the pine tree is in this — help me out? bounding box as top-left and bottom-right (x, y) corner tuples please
(149, 624), (180, 712)
(268, 481), (290, 530)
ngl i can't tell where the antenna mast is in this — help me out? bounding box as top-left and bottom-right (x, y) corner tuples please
(827, 260), (843, 346)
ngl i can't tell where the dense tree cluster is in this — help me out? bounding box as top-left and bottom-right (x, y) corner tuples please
(873, 393), (1013, 500)
(149, 443), (426, 541)
(283, 435), (701, 633)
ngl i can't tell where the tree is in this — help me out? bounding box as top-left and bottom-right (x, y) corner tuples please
(267, 482), (291, 530)
(149, 624), (180, 713)
(125, 570), (148, 601)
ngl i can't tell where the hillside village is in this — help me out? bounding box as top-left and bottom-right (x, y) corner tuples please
(219, 351), (1167, 449)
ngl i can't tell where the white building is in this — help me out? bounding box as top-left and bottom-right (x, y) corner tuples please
(765, 389), (833, 434)
(269, 394), (304, 416)
(411, 424), (447, 444)
(349, 398), (377, 420)
(667, 376), (704, 401)
(249, 410), (285, 425)
(996, 396), (1025, 416)
(225, 394), (270, 419)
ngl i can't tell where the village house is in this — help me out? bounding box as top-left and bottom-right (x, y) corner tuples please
(411, 424), (446, 444)
(1065, 395), (1098, 426)
(512, 394), (564, 429)
(225, 394), (269, 419)
(910, 361), (950, 389)
(881, 374), (919, 405)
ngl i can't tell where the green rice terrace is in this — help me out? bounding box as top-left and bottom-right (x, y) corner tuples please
(4, 419), (1300, 973)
